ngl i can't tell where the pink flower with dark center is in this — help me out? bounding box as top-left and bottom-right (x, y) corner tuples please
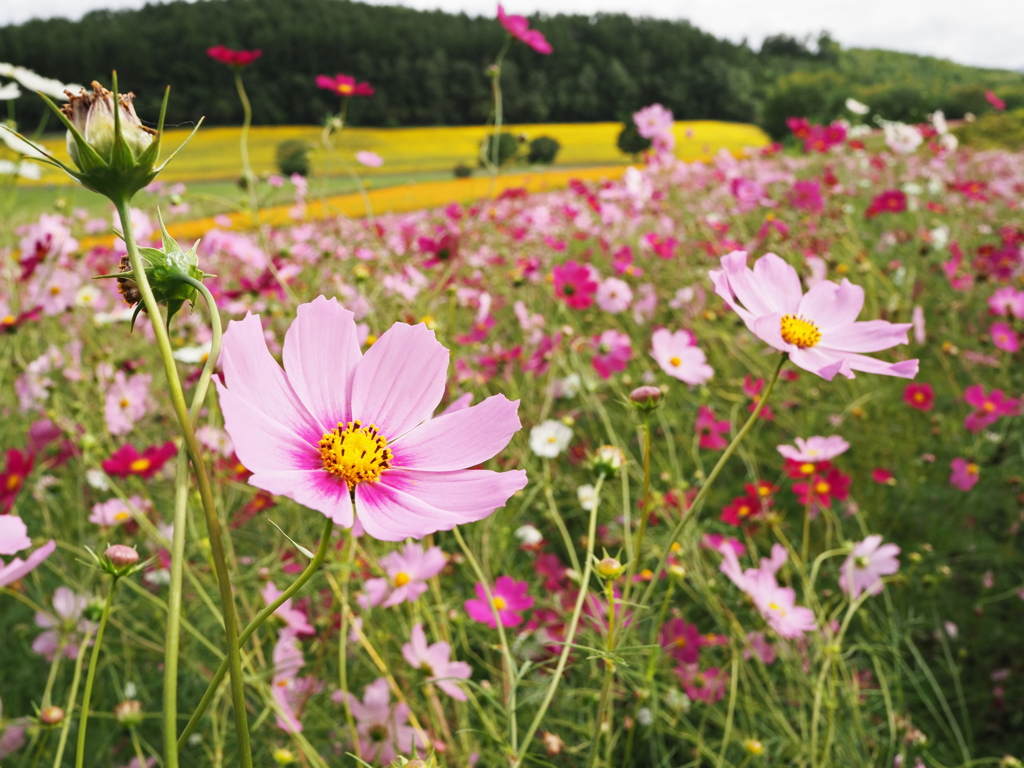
(949, 458), (980, 491)
(903, 383), (934, 411)
(776, 435), (849, 463)
(963, 384), (1019, 433)
(361, 543), (446, 608)
(659, 618), (701, 664)
(497, 5), (553, 54)
(591, 329), (632, 379)
(675, 663), (728, 704)
(709, 251), (918, 381)
(316, 73), (375, 97)
(465, 575), (533, 628)
(263, 582), (316, 636)
(650, 328), (713, 385)
(335, 678), (426, 764)
(695, 405), (729, 450)
(401, 624), (472, 701)
(216, 296), (527, 541)
(840, 535), (900, 598)
(990, 321), (1020, 353)
(988, 287), (1024, 319)
(551, 260), (598, 309)
(207, 46), (262, 68)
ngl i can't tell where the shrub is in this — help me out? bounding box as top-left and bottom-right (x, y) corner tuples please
(761, 70), (847, 139)
(275, 138), (312, 177)
(527, 136), (561, 165)
(453, 162), (473, 178)
(480, 132), (520, 168)
(616, 122), (651, 157)
(953, 108), (1024, 150)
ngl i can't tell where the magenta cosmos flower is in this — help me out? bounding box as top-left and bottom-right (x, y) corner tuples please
(465, 575), (533, 628)
(709, 251), (918, 381)
(497, 5), (553, 54)
(216, 296), (527, 541)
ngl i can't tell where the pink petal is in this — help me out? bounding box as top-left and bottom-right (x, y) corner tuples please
(217, 382), (321, 474)
(751, 253), (804, 315)
(383, 468), (527, 518)
(839, 353), (919, 379)
(282, 296), (362, 432)
(391, 394), (521, 471)
(350, 323), (448, 440)
(797, 279), (864, 330)
(0, 515), (31, 556)
(250, 470), (354, 527)
(354, 481), (465, 541)
(787, 346), (848, 380)
(0, 539), (55, 589)
(820, 320), (911, 353)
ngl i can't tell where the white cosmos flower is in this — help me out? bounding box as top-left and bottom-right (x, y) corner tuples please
(529, 419), (572, 458)
(845, 97), (870, 115)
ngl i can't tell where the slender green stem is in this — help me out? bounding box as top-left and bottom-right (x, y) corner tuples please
(75, 580), (117, 768)
(618, 414), (652, 635)
(50, 624), (95, 768)
(486, 38), (512, 197)
(164, 278), (223, 768)
(113, 197), (251, 767)
(177, 518), (335, 749)
(514, 475), (605, 768)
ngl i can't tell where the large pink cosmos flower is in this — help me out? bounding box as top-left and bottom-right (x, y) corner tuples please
(709, 251), (918, 381)
(216, 296), (527, 541)
(497, 5), (553, 54)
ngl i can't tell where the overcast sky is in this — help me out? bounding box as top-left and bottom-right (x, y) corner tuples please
(2, 0), (1022, 71)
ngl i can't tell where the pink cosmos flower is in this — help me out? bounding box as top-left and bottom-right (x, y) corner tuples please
(335, 678), (426, 764)
(675, 663), (727, 704)
(709, 251), (918, 381)
(0, 516), (31, 556)
(465, 575), (533, 628)
(988, 287), (1024, 319)
(551, 261), (598, 309)
(216, 296), (527, 541)
(361, 543), (446, 608)
(207, 45), (262, 68)
(270, 630), (322, 733)
(591, 329), (632, 379)
(315, 73), (375, 97)
(104, 371), (153, 436)
(695, 405), (729, 450)
(355, 151), (384, 168)
(33, 587), (93, 661)
(497, 5), (553, 54)
(903, 383), (934, 411)
(865, 190), (907, 218)
(963, 385), (1019, 432)
(633, 103), (674, 140)
(949, 458), (979, 491)
(776, 435), (849, 463)
(0, 539), (55, 589)
(401, 623), (472, 701)
(650, 328), (713, 385)
(595, 277), (632, 314)
(88, 495), (150, 527)
(659, 618), (701, 664)
(990, 321), (1020, 353)
(102, 442), (177, 479)
(719, 544), (816, 639)
(263, 582), (316, 636)
(789, 180), (824, 213)
(840, 535), (900, 598)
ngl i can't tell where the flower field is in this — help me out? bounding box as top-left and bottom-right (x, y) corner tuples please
(2, 50), (1024, 768)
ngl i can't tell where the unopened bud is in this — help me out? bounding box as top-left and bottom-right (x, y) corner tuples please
(105, 544), (139, 569)
(629, 385), (662, 411)
(272, 747), (296, 765)
(83, 598), (105, 622)
(744, 739), (764, 756)
(114, 699), (143, 728)
(40, 705), (64, 725)
(592, 445), (626, 477)
(596, 557), (625, 579)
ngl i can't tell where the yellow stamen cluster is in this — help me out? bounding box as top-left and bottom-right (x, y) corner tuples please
(319, 420), (393, 487)
(780, 314), (822, 348)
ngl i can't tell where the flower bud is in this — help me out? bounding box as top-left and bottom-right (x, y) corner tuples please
(273, 748), (296, 765)
(591, 445), (626, 477)
(83, 598), (106, 622)
(105, 544), (139, 569)
(596, 557), (625, 579)
(629, 385), (662, 411)
(114, 699), (143, 728)
(61, 81), (155, 169)
(744, 739), (764, 756)
(40, 705), (64, 725)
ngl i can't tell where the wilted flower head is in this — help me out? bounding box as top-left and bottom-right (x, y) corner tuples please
(60, 80), (154, 169)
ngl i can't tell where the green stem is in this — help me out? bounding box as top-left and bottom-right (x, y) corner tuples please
(513, 475), (605, 768)
(164, 278), (223, 768)
(177, 518), (335, 749)
(74, 579), (117, 768)
(113, 196), (251, 767)
(618, 414), (652, 637)
(50, 624), (95, 768)
(486, 38), (512, 198)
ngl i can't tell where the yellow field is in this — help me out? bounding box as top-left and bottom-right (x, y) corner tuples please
(26, 121), (769, 186)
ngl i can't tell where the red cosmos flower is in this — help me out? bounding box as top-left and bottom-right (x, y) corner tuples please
(315, 74), (375, 97)
(695, 406), (730, 450)
(551, 260), (598, 309)
(719, 494), (761, 527)
(1, 448), (34, 514)
(783, 458), (831, 480)
(789, 180), (824, 213)
(786, 117), (811, 139)
(866, 190), (907, 219)
(793, 467), (851, 508)
(903, 383), (935, 411)
(102, 442), (177, 479)
(985, 90), (1006, 111)
(497, 5), (553, 54)
(207, 45), (263, 68)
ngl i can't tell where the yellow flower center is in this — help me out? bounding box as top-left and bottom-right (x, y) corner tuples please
(120, 398), (130, 409)
(983, 402), (996, 412)
(2, 314), (16, 326)
(674, 637), (688, 648)
(780, 314), (822, 348)
(114, 511), (130, 522)
(799, 462), (815, 475)
(50, 285), (61, 295)
(768, 601), (786, 616)
(393, 572), (411, 587)
(815, 481), (831, 495)
(318, 420), (393, 487)
(669, 356), (681, 367)
(6, 474), (21, 491)
(493, 596), (507, 610)
(129, 458), (151, 473)
(967, 463), (979, 476)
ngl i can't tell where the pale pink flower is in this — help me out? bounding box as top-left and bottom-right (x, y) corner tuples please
(32, 587), (92, 661)
(465, 575), (533, 628)
(719, 544), (815, 639)
(263, 582), (316, 636)
(216, 296), (527, 541)
(104, 371), (153, 435)
(840, 535), (900, 598)
(88, 495), (150, 527)
(271, 630), (313, 733)
(355, 150), (384, 168)
(0, 539), (56, 589)
(0, 695), (26, 760)
(633, 104), (674, 140)
(361, 543), (446, 608)
(0, 516), (31, 556)
(650, 328), (713, 385)
(595, 277), (633, 314)
(34, 268), (81, 315)
(591, 329), (632, 379)
(776, 435), (849, 463)
(988, 286), (1024, 319)
(709, 251), (918, 380)
(401, 624), (472, 700)
(336, 678), (426, 764)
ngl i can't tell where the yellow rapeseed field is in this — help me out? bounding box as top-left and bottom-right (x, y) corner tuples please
(26, 121), (769, 186)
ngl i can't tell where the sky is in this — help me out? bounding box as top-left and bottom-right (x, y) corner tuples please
(1, 0), (1022, 72)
